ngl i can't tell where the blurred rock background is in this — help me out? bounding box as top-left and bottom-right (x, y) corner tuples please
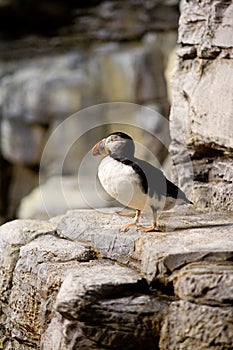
(0, 0), (179, 222)
(1, 0), (232, 223)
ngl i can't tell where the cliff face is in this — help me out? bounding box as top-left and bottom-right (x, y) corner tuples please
(0, 209), (233, 350)
(170, 0), (233, 210)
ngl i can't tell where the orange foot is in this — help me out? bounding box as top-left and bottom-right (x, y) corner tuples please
(120, 221), (140, 232)
(137, 224), (163, 232)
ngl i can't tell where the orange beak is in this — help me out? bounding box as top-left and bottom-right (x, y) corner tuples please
(92, 138), (107, 156)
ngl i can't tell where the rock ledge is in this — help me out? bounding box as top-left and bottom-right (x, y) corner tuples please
(0, 208), (233, 349)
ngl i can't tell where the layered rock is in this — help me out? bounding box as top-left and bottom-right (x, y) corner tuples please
(170, 0), (233, 210)
(0, 208), (233, 349)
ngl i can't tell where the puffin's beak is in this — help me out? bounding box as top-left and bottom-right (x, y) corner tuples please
(92, 138), (107, 156)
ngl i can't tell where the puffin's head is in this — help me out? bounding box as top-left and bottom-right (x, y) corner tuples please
(92, 132), (135, 159)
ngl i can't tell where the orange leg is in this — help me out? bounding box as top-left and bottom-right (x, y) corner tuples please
(137, 222), (160, 232)
(120, 209), (141, 232)
(137, 211), (162, 232)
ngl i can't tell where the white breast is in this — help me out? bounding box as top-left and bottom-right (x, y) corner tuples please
(98, 156), (149, 211)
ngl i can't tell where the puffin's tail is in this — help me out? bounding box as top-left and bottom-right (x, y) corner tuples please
(178, 189), (193, 205)
(166, 178), (193, 205)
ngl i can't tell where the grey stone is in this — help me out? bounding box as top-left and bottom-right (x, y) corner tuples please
(160, 300), (233, 350)
(0, 219), (57, 302)
(1, 60), (88, 124)
(50, 208), (144, 266)
(211, 182), (233, 210)
(7, 164), (39, 219)
(1, 1), (233, 348)
(170, 57), (233, 209)
(170, 0), (233, 211)
(138, 226), (233, 283)
(7, 236), (97, 346)
(2, 67), (45, 123)
(73, 0), (179, 41)
(191, 183), (212, 209)
(52, 209), (233, 282)
(54, 261), (168, 350)
(1, 208), (233, 349)
(98, 44), (168, 104)
(176, 45), (197, 59)
(179, 0), (233, 50)
(170, 58), (233, 151)
(173, 263), (233, 306)
(0, 155), (11, 222)
(1, 119), (46, 165)
(55, 261), (145, 319)
(209, 159), (233, 183)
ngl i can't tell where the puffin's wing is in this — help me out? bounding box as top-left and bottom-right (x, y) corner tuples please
(135, 159), (168, 199)
(135, 158), (192, 204)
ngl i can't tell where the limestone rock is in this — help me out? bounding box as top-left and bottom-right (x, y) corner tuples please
(173, 263), (233, 306)
(160, 300), (233, 350)
(0, 0), (179, 42)
(73, 0), (179, 41)
(50, 208), (143, 266)
(0, 156), (11, 223)
(52, 208), (233, 283)
(7, 235), (97, 347)
(1, 209), (233, 349)
(0, 219), (98, 349)
(179, 0), (233, 51)
(170, 0), (233, 210)
(170, 58), (233, 152)
(99, 44), (168, 104)
(1, 119), (46, 165)
(0, 219), (57, 302)
(1, 54), (88, 124)
(51, 261), (168, 350)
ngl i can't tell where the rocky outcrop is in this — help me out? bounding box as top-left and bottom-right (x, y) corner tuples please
(1, 208), (233, 349)
(170, 0), (233, 210)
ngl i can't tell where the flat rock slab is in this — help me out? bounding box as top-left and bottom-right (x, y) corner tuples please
(51, 208), (233, 282)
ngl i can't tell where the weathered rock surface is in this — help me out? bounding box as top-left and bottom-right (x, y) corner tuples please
(170, 0), (233, 210)
(173, 263), (233, 306)
(52, 262), (167, 350)
(179, 0), (233, 53)
(1, 208), (233, 349)
(160, 300), (233, 350)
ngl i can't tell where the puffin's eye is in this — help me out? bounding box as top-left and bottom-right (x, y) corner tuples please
(110, 135), (118, 142)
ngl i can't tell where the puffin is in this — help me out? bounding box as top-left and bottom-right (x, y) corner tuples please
(92, 132), (192, 232)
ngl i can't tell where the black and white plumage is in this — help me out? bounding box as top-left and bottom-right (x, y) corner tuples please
(92, 132), (192, 232)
